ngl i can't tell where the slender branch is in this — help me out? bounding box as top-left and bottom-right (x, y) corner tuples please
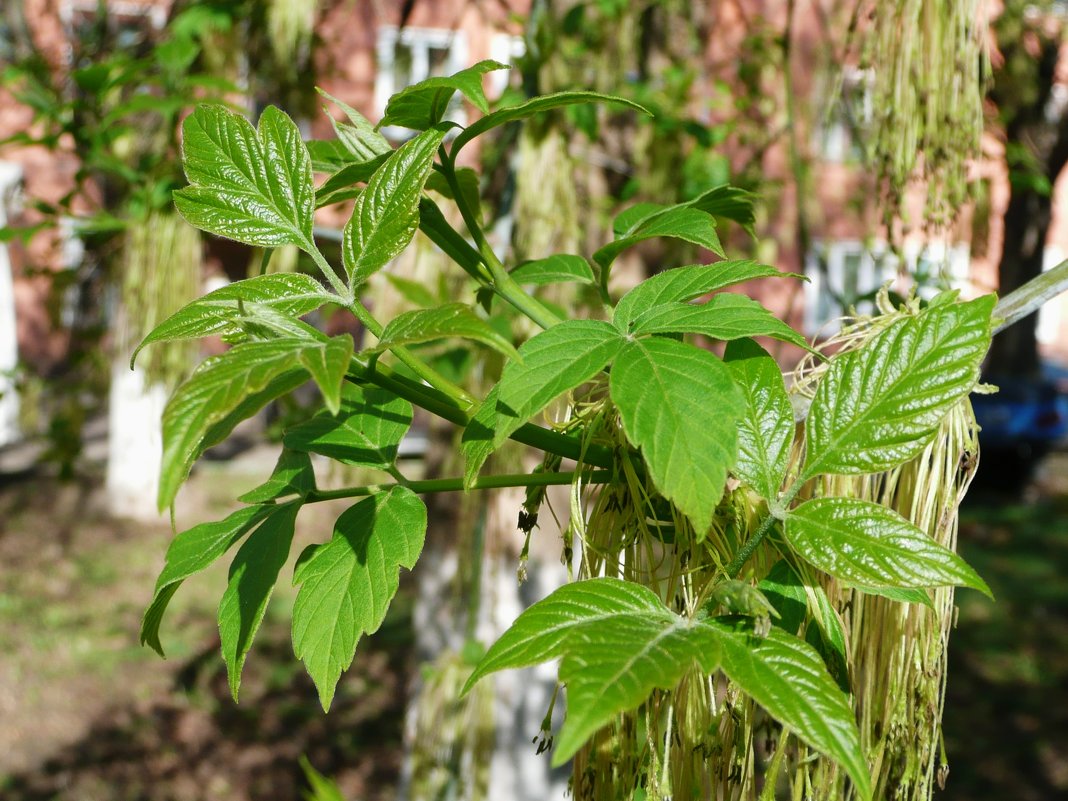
(724, 512), (779, 578)
(437, 149), (563, 329)
(346, 355), (617, 470)
(993, 258), (1068, 334)
(305, 469), (614, 504)
(307, 244), (351, 302)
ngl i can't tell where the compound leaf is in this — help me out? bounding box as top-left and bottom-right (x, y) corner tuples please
(238, 449), (317, 503)
(452, 91), (649, 152)
(786, 498), (992, 597)
(298, 335), (353, 416)
(174, 105), (314, 249)
(219, 502), (299, 700)
(593, 207), (723, 274)
(464, 578), (669, 688)
(380, 60), (508, 130)
(630, 294), (811, 352)
(318, 88), (391, 160)
(160, 338), (330, 509)
(141, 505), (273, 655)
(373, 303), (519, 360)
(292, 487), (427, 710)
(132, 273), (331, 367)
(609, 338), (743, 535)
(614, 260), (792, 330)
(803, 295), (996, 477)
(462, 320), (623, 484)
(283, 383), (413, 470)
(553, 614), (720, 764)
(510, 254), (597, 286)
(724, 339), (795, 499)
(343, 127), (446, 285)
(713, 621), (871, 800)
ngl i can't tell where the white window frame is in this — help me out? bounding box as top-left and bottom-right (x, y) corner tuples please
(803, 239), (969, 335)
(60, 0), (167, 65)
(374, 26), (469, 141)
(816, 66), (873, 164)
(488, 33), (526, 98)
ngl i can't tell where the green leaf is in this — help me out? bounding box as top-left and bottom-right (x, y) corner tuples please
(609, 338), (743, 534)
(452, 91), (649, 152)
(238, 449), (317, 503)
(613, 202), (669, 237)
(299, 755), (347, 801)
(786, 498), (992, 597)
(553, 613), (720, 764)
(132, 273), (331, 367)
(803, 295), (996, 477)
(159, 338), (331, 509)
(424, 167), (482, 222)
(219, 502), (299, 700)
(372, 303), (519, 360)
(307, 139), (359, 172)
(380, 60), (508, 130)
(723, 339), (795, 499)
(174, 105), (315, 249)
(629, 294), (811, 351)
(713, 621), (871, 800)
(314, 153), (390, 207)
(758, 561), (808, 636)
(283, 383), (413, 469)
(689, 185), (757, 237)
(292, 487), (427, 710)
(465, 578), (669, 687)
(463, 577), (723, 765)
(509, 254), (597, 286)
(614, 260), (793, 330)
(343, 127), (446, 285)
(461, 321), (624, 485)
(593, 207), (723, 274)
(298, 335), (354, 416)
(141, 505), (273, 655)
(318, 88), (392, 160)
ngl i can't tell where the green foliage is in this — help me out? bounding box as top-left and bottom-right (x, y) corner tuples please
(133, 70), (1004, 798)
(292, 487), (427, 710)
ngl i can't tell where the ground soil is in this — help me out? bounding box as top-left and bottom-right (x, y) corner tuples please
(0, 448), (1065, 800)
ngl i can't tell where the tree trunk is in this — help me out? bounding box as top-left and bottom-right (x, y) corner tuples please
(985, 186), (1051, 377)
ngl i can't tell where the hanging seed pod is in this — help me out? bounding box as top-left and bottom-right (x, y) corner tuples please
(118, 211), (201, 388)
(860, 0), (988, 229)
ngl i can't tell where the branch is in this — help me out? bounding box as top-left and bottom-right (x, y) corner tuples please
(993, 258), (1068, 335)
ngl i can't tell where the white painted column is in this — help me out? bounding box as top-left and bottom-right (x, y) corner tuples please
(0, 162), (23, 447)
(105, 358), (168, 519)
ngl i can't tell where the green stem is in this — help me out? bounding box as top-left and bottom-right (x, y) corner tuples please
(346, 356), (617, 470)
(345, 299), (476, 407)
(438, 151), (562, 330)
(307, 243), (351, 301)
(724, 512), (779, 579)
(305, 469), (613, 504)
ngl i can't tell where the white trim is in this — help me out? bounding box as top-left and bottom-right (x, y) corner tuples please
(0, 161), (24, 446)
(804, 239), (969, 335)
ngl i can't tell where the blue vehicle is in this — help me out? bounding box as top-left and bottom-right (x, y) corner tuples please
(971, 362), (1068, 488)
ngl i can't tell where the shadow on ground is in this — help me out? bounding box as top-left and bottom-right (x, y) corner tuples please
(940, 486), (1068, 799)
(0, 624), (410, 801)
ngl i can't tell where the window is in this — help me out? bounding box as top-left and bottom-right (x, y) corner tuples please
(61, 1), (166, 65)
(803, 240), (969, 335)
(815, 66), (873, 163)
(374, 26), (469, 140)
(488, 33), (526, 97)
